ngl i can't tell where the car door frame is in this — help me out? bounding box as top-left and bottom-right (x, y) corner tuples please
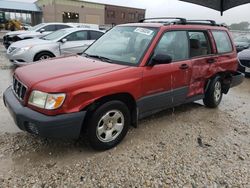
(137, 29), (193, 118)
(187, 29), (218, 97)
(59, 30), (90, 55)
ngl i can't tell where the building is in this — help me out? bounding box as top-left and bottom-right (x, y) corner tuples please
(105, 5), (145, 25)
(36, 0), (105, 25)
(0, 0), (42, 25)
(36, 0), (145, 25)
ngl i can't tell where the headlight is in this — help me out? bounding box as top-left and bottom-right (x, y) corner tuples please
(28, 90), (66, 110)
(14, 46), (33, 55)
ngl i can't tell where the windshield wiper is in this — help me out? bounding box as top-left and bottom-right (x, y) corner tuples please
(84, 53), (113, 63)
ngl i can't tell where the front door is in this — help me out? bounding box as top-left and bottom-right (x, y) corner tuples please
(60, 31), (91, 55)
(138, 30), (192, 116)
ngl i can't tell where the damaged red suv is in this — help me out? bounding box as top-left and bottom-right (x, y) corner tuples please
(4, 18), (244, 150)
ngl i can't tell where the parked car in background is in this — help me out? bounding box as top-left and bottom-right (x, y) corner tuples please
(6, 28), (104, 65)
(3, 23), (76, 49)
(234, 36), (250, 52)
(21, 23), (32, 30)
(3, 18), (244, 150)
(238, 49), (250, 76)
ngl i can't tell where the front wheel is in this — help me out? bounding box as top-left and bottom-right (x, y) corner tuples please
(87, 101), (131, 150)
(203, 77), (223, 108)
(34, 52), (54, 61)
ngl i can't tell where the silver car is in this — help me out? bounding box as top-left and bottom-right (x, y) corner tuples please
(6, 28), (104, 65)
(3, 23), (74, 49)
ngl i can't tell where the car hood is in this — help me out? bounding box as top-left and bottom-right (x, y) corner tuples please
(17, 32), (44, 39)
(10, 38), (54, 48)
(238, 49), (250, 60)
(5, 30), (37, 37)
(15, 55), (130, 91)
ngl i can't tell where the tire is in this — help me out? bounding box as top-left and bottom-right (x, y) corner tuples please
(87, 100), (131, 150)
(203, 76), (223, 108)
(34, 52), (54, 61)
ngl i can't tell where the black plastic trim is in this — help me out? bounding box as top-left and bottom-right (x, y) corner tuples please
(137, 87), (189, 118)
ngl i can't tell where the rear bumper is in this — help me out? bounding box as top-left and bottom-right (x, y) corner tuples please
(231, 71), (244, 88)
(3, 87), (86, 139)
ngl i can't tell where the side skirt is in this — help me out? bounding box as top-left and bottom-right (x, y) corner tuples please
(137, 91), (204, 120)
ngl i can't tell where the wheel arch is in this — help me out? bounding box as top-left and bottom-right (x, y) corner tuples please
(82, 93), (138, 130)
(205, 71), (235, 94)
(33, 50), (56, 61)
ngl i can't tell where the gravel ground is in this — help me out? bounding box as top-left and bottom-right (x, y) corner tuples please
(0, 43), (249, 187)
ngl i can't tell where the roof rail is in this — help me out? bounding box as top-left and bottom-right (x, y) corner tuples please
(185, 20), (217, 26)
(139, 17), (187, 24)
(138, 18), (226, 27)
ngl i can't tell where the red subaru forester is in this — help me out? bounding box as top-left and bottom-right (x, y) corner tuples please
(3, 18), (244, 150)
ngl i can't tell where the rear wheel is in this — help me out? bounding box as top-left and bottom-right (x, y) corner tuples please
(34, 52), (54, 61)
(203, 76), (222, 108)
(87, 101), (130, 150)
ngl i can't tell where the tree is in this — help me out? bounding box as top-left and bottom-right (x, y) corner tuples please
(230, 22), (250, 31)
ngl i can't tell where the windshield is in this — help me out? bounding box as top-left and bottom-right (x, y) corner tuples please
(84, 26), (158, 65)
(41, 30), (68, 41)
(29, 23), (46, 31)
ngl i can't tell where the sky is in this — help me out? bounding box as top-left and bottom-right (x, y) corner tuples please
(8, 0), (250, 25)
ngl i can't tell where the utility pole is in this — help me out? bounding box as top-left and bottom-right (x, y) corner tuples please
(54, 0), (57, 21)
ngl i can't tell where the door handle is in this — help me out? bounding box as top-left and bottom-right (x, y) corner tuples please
(207, 58), (216, 64)
(179, 64), (189, 70)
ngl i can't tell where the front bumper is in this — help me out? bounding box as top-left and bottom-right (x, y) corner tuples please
(238, 59), (250, 76)
(7, 50), (34, 64)
(3, 40), (11, 49)
(230, 71), (245, 88)
(3, 87), (86, 139)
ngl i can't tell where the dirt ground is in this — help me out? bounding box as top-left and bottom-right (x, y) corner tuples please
(0, 44), (249, 187)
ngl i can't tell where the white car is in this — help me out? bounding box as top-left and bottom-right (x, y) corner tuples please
(7, 28), (104, 65)
(3, 22), (99, 49)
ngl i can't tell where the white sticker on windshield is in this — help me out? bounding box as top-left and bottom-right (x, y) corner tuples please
(134, 27), (153, 36)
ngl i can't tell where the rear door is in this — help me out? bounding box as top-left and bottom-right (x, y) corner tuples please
(187, 30), (215, 97)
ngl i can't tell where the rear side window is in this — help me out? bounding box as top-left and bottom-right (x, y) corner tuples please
(188, 31), (211, 58)
(42, 25), (57, 32)
(89, 31), (103, 40)
(154, 31), (189, 61)
(212, 31), (233, 53)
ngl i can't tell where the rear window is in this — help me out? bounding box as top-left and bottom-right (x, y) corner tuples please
(212, 31), (233, 53)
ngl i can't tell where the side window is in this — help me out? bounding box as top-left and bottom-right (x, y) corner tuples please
(154, 31), (189, 61)
(212, 31), (233, 53)
(42, 25), (57, 32)
(188, 31), (211, 58)
(89, 31), (103, 40)
(56, 24), (71, 30)
(65, 31), (88, 41)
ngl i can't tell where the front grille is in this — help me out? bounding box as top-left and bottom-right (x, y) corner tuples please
(240, 60), (250, 67)
(12, 76), (27, 101)
(3, 35), (11, 42)
(8, 47), (16, 54)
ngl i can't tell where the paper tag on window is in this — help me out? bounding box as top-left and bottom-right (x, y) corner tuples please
(134, 28), (153, 36)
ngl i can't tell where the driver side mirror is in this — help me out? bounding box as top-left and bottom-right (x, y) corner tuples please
(39, 28), (45, 33)
(149, 54), (172, 66)
(61, 38), (67, 43)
